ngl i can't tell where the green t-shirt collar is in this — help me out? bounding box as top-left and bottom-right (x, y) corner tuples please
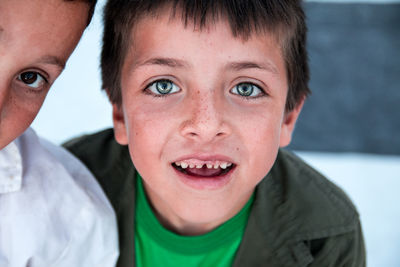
(136, 173), (254, 254)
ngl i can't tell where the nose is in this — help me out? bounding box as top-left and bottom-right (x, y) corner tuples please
(180, 91), (232, 142)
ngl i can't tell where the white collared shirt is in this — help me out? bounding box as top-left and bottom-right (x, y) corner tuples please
(0, 128), (119, 267)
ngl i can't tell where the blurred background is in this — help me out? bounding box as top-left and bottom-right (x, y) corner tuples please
(31, 0), (400, 266)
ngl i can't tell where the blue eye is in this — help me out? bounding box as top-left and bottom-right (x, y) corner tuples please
(230, 83), (264, 98)
(18, 72), (46, 89)
(147, 79), (180, 95)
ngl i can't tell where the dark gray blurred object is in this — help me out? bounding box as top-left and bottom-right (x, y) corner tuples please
(290, 3), (400, 155)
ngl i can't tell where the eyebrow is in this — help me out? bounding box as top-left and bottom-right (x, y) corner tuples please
(38, 55), (66, 70)
(131, 57), (278, 75)
(134, 57), (189, 69)
(226, 61), (278, 74)
(0, 29), (65, 70)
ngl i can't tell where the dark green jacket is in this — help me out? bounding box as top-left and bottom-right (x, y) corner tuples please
(65, 129), (365, 267)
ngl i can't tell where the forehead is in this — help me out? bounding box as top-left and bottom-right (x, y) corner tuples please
(123, 7), (286, 68)
(131, 6), (283, 45)
(125, 13), (285, 73)
(0, 0), (89, 65)
(0, 0), (88, 31)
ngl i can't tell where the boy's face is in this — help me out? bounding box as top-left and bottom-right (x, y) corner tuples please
(114, 13), (303, 234)
(0, 0), (89, 149)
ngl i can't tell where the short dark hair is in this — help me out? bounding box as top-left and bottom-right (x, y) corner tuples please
(65, 0), (98, 25)
(101, 0), (310, 111)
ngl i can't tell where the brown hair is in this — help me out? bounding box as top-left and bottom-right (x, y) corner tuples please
(101, 0), (310, 111)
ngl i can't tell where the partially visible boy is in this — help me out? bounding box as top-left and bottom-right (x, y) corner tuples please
(66, 0), (365, 266)
(0, 0), (118, 266)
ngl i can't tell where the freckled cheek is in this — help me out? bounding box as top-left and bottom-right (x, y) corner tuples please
(0, 101), (40, 147)
(242, 127), (280, 181)
(238, 112), (282, 165)
(234, 107), (279, 138)
(12, 87), (46, 110)
(128, 118), (172, 175)
(126, 112), (173, 155)
(128, 122), (158, 171)
(5, 93), (43, 126)
(127, 98), (180, 129)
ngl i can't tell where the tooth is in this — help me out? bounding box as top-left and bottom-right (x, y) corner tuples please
(206, 163), (213, 169)
(175, 162), (181, 166)
(189, 164), (195, 168)
(213, 163), (219, 169)
(227, 163), (232, 167)
(181, 162), (188, 169)
(220, 162), (227, 169)
(196, 164), (203, 169)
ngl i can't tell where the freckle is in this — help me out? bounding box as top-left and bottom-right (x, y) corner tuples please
(236, 147), (239, 151)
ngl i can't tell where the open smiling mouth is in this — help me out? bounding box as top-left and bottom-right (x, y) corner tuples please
(172, 161), (235, 177)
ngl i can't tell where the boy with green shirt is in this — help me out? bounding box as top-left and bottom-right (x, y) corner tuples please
(66, 0), (366, 266)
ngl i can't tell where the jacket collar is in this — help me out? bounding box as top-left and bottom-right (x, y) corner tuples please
(233, 149), (359, 266)
(233, 172), (313, 267)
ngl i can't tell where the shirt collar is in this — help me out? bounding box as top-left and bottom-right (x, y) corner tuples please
(0, 140), (23, 194)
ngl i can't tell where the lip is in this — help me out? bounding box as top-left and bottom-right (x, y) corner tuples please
(172, 164), (236, 190)
(172, 154), (236, 165)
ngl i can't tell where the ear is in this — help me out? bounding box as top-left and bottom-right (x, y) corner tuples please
(112, 103), (129, 145)
(279, 98), (305, 147)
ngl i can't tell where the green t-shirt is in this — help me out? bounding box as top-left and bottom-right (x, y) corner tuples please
(135, 175), (254, 267)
